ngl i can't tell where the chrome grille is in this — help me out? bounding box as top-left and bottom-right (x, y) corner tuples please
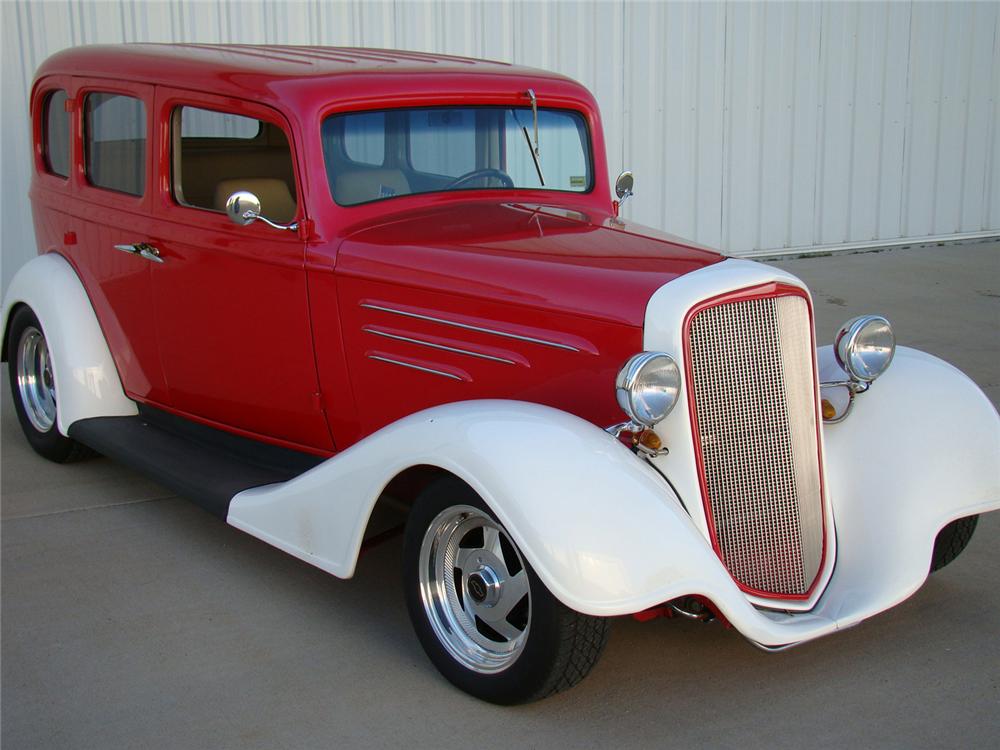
(688, 294), (824, 597)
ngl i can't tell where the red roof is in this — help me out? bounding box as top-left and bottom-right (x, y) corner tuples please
(33, 44), (588, 115)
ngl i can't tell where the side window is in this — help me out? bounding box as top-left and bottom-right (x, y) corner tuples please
(42, 90), (70, 178)
(181, 108), (261, 139)
(84, 93), (146, 196)
(172, 105), (298, 224)
(342, 112), (385, 166)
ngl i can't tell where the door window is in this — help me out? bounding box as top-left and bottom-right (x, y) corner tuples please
(84, 92), (146, 196)
(171, 105), (297, 223)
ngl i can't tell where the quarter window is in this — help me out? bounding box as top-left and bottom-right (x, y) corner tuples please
(171, 105), (298, 224)
(42, 90), (70, 178)
(84, 93), (146, 196)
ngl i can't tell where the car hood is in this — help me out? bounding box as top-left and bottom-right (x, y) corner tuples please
(336, 200), (725, 327)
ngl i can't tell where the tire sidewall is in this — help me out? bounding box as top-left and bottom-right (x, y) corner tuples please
(6, 305), (77, 462)
(930, 515), (979, 572)
(402, 476), (570, 704)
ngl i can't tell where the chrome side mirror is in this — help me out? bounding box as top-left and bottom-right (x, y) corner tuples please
(615, 171), (634, 209)
(225, 191), (262, 226)
(224, 191), (298, 232)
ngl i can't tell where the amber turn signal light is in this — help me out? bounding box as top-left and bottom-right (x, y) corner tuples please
(638, 429), (662, 452)
(821, 399), (837, 421)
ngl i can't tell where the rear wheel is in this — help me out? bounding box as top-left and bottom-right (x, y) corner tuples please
(403, 476), (609, 704)
(6, 306), (91, 463)
(930, 515), (979, 572)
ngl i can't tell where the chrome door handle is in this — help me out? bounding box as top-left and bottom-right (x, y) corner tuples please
(114, 242), (164, 263)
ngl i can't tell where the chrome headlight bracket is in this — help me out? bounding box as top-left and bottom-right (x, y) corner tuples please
(605, 421), (670, 458)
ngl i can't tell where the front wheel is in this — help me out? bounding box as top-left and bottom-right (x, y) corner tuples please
(403, 476), (609, 704)
(6, 305), (91, 463)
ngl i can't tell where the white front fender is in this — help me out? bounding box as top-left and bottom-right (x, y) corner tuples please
(228, 400), (751, 617)
(2, 253), (137, 433)
(814, 345), (1000, 626)
(230, 349), (1000, 649)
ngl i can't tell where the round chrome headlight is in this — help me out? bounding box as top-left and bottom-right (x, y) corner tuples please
(835, 315), (895, 383)
(615, 352), (681, 427)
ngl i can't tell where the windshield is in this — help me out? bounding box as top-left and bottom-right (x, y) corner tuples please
(322, 106), (592, 206)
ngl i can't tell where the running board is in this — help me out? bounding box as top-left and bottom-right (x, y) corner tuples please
(68, 406), (324, 519)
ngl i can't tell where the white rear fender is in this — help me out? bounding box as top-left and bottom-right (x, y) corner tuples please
(227, 400), (749, 617)
(2, 254), (137, 433)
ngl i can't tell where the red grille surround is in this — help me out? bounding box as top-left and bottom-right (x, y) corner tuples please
(683, 283), (828, 601)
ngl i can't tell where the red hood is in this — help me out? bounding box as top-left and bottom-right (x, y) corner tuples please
(335, 200), (724, 327)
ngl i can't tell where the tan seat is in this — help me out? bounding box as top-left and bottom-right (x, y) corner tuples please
(334, 169), (411, 205)
(213, 178), (296, 224)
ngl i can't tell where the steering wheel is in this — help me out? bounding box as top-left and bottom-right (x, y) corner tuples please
(444, 168), (515, 190)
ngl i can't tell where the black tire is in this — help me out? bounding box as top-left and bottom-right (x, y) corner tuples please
(6, 306), (92, 463)
(402, 476), (609, 704)
(930, 515), (979, 572)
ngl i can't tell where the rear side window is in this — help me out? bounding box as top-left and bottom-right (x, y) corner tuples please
(84, 93), (146, 196)
(171, 105), (298, 224)
(42, 90), (70, 178)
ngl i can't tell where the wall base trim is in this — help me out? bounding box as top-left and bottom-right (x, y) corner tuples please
(740, 230), (1000, 260)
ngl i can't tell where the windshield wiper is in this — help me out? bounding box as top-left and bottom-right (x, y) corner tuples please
(521, 126), (545, 186)
(514, 92), (544, 186)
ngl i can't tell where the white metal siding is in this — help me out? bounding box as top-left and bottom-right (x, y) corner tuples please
(2, 1), (998, 293)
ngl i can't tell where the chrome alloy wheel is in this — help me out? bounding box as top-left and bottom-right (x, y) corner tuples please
(418, 505), (531, 674)
(16, 326), (57, 432)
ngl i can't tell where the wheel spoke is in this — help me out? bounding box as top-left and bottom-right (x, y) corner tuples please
(501, 570), (529, 613)
(478, 569), (528, 626)
(454, 547), (478, 575)
(481, 612), (523, 642)
(482, 526), (502, 558)
(462, 587), (481, 624)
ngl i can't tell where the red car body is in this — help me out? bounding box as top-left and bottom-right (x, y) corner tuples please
(29, 44), (722, 454)
(11, 44), (996, 706)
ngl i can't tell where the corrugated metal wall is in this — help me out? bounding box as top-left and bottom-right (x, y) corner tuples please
(3, 0), (998, 292)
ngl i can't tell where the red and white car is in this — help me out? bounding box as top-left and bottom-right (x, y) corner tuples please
(4, 44), (998, 704)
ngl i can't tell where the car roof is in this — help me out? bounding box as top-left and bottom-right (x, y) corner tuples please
(34, 44), (590, 115)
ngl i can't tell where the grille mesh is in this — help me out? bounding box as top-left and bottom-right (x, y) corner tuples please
(688, 294), (824, 597)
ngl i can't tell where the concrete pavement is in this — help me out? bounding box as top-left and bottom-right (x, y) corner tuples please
(3, 242), (999, 748)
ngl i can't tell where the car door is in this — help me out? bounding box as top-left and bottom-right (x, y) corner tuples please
(69, 79), (168, 403)
(148, 86), (333, 453)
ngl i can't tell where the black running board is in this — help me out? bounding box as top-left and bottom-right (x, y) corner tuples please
(69, 406), (324, 519)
